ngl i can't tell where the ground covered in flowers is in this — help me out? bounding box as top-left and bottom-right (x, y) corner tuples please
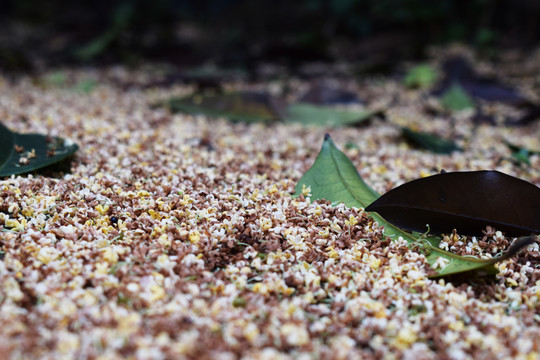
(1, 50), (540, 359)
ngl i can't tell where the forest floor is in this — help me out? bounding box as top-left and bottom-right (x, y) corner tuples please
(1, 46), (540, 359)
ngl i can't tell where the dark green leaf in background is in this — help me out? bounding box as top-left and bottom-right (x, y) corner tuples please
(506, 141), (540, 166)
(402, 127), (461, 154)
(510, 146), (531, 166)
(0, 122), (79, 177)
(74, 2), (134, 61)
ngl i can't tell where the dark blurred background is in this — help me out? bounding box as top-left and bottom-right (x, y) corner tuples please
(2, 0), (540, 72)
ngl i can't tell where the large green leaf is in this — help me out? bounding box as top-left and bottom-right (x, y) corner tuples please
(0, 123), (79, 177)
(294, 134), (507, 278)
(285, 103), (372, 127)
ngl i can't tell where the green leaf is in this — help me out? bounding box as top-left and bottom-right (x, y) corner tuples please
(285, 103), (372, 127)
(44, 72), (68, 87)
(40, 73), (97, 93)
(402, 127), (461, 154)
(506, 141), (540, 167)
(441, 83), (474, 111)
(294, 134), (501, 278)
(0, 123), (79, 177)
(72, 79), (98, 94)
(294, 134), (380, 208)
(344, 141), (360, 150)
(74, 2), (133, 61)
(511, 148), (531, 166)
(164, 92), (284, 123)
(162, 94), (373, 127)
(404, 64), (438, 89)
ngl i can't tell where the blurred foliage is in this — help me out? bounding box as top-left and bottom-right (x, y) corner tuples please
(162, 91), (373, 126)
(441, 83), (475, 111)
(401, 127), (462, 154)
(2, 0), (540, 69)
(404, 64), (438, 89)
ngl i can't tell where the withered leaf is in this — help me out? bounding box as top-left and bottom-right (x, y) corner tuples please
(365, 170), (540, 236)
(433, 56), (527, 105)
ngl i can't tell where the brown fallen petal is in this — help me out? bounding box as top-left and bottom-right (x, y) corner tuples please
(365, 170), (540, 236)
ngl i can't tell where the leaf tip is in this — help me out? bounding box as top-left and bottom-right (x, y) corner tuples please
(364, 199), (379, 213)
(498, 235), (537, 261)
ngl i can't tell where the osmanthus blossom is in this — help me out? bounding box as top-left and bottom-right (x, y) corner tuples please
(0, 62), (539, 359)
